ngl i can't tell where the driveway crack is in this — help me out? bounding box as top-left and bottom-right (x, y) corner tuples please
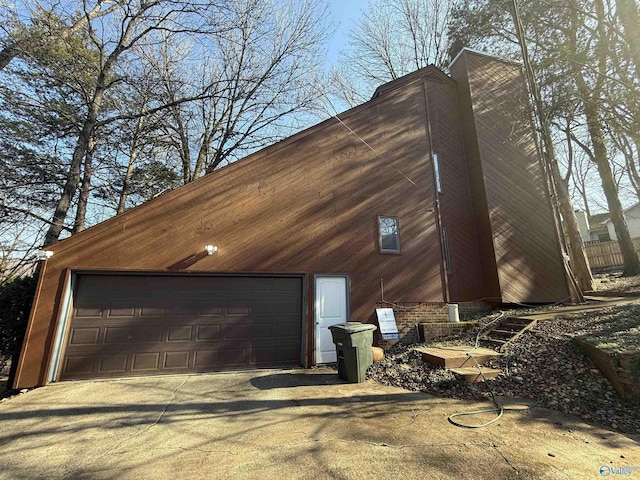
(491, 440), (519, 475)
(59, 377), (188, 479)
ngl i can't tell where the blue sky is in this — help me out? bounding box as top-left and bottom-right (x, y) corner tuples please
(325, 0), (368, 67)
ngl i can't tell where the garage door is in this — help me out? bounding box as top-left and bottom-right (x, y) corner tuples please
(60, 274), (303, 380)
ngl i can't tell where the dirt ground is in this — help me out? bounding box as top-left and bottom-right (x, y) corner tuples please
(593, 271), (640, 294)
(369, 298), (640, 435)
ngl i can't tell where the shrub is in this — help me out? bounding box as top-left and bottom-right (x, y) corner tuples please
(0, 275), (37, 387)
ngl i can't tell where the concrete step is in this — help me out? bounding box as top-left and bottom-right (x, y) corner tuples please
(449, 367), (501, 383)
(415, 346), (500, 368)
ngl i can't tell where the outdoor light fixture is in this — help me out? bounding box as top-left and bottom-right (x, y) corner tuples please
(35, 250), (54, 261)
(204, 245), (218, 255)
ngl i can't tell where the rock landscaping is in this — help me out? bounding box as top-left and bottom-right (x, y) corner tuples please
(368, 303), (640, 435)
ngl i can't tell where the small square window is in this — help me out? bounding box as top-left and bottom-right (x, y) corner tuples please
(378, 216), (400, 253)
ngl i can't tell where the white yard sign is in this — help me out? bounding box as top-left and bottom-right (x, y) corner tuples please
(376, 308), (399, 340)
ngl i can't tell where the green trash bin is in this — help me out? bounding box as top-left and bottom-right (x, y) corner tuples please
(329, 322), (377, 383)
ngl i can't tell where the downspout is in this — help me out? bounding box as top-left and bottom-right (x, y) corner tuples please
(422, 80), (450, 303)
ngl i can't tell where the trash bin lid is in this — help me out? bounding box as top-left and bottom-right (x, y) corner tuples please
(328, 322), (377, 333)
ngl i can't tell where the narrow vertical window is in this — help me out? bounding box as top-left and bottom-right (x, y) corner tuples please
(433, 152), (442, 193)
(442, 227), (452, 274)
(378, 216), (400, 253)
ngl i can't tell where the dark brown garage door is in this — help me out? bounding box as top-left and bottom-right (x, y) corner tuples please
(60, 274), (303, 380)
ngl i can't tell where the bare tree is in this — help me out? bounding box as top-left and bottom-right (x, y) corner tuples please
(43, 0), (228, 245)
(143, 0), (328, 184)
(330, 0), (457, 107)
(566, 0), (640, 274)
(1, 0), (330, 246)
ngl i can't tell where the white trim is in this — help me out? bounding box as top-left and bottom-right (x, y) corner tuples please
(47, 272), (74, 383)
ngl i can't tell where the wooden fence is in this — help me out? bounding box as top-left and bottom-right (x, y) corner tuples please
(583, 238), (640, 270)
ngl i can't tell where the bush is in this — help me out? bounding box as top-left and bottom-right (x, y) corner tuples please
(0, 275), (37, 387)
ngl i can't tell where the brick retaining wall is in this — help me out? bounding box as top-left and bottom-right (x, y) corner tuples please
(374, 301), (492, 348)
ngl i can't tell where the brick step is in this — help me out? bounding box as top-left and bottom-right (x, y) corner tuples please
(415, 346), (500, 368)
(449, 367), (501, 383)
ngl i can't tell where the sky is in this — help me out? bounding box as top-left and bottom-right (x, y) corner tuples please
(324, 0), (368, 68)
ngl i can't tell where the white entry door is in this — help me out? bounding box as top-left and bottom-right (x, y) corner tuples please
(315, 276), (348, 364)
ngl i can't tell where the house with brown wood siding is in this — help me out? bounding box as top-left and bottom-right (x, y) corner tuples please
(14, 49), (571, 388)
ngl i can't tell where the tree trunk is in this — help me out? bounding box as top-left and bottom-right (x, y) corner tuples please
(583, 98), (640, 275)
(0, 43), (20, 71)
(43, 100), (101, 245)
(173, 106), (192, 184)
(510, 0), (591, 298)
(571, 0), (640, 276)
(623, 140), (640, 202)
(117, 115), (146, 214)
(73, 140), (95, 233)
(553, 163), (595, 291)
(117, 154), (136, 215)
(42, 14), (130, 245)
(616, 0), (640, 80)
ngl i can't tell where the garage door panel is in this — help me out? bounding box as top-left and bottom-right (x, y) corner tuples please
(75, 308), (103, 318)
(194, 348), (247, 368)
(104, 327), (134, 344)
(164, 351), (190, 369)
(135, 327), (164, 342)
(98, 354), (128, 373)
(108, 308), (136, 317)
(60, 274), (303, 380)
(132, 353), (160, 371)
(69, 328), (100, 345)
(167, 325), (192, 341)
(196, 325), (221, 340)
(64, 356), (94, 375)
(196, 306), (223, 316)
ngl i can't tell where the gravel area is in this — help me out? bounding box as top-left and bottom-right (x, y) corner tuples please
(593, 271), (640, 294)
(368, 306), (640, 435)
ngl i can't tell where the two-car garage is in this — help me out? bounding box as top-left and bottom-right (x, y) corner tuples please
(57, 273), (304, 381)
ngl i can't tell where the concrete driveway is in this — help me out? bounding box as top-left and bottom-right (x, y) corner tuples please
(0, 369), (638, 480)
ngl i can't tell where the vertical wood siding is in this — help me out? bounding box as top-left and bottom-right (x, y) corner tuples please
(423, 78), (485, 301)
(450, 55), (503, 302)
(451, 51), (569, 303)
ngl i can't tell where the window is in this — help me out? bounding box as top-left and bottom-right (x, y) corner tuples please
(598, 232), (611, 242)
(379, 216), (400, 253)
(433, 152), (442, 193)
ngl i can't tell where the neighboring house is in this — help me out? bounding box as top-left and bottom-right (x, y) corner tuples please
(603, 203), (640, 241)
(14, 49), (570, 389)
(576, 205), (640, 243)
(575, 210), (611, 243)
